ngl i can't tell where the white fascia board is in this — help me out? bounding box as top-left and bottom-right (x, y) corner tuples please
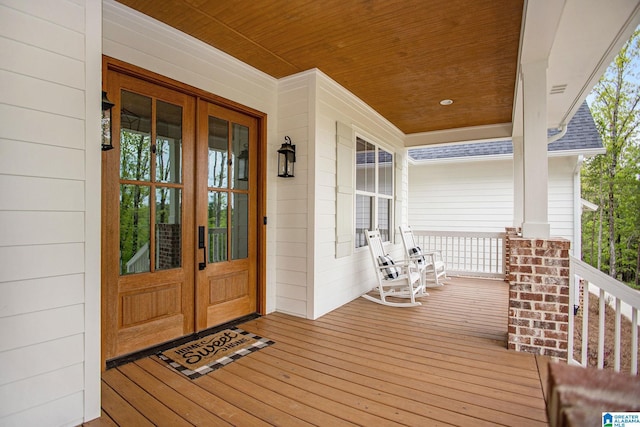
(409, 147), (605, 166)
(548, 147), (605, 158)
(409, 153), (512, 166)
(404, 123), (512, 147)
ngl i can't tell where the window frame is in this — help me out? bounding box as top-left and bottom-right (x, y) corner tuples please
(354, 134), (395, 248)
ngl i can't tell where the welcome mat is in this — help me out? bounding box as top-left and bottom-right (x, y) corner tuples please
(158, 327), (274, 379)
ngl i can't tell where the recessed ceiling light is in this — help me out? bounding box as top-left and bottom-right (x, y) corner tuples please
(440, 99), (453, 106)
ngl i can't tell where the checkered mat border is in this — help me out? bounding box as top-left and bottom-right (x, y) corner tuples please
(157, 328), (275, 380)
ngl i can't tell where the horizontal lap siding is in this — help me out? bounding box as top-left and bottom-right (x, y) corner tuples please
(0, 0), (93, 425)
(314, 73), (405, 318)
(276, 76), (311, 317)
(276, 70), (407, 320)
(409, 157), (576, 242)
(409, 159), (514, 232)
(548, 157), (575, 242)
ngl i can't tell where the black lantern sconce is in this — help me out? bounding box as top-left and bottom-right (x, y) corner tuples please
(277, 136), (296, 178)
(101, 91), (115, 151)
(237, 146), (249, 181)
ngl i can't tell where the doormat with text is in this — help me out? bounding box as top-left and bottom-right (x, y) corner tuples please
(158, 327), (274, 379)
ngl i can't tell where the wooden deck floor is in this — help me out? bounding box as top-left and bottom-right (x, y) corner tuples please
(89, 277), (551, 426)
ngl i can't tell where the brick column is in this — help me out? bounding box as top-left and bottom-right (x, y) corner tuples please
(504, 227), (521, 283)
(507, 236), (571, 360)
(157, 223), (181, 270)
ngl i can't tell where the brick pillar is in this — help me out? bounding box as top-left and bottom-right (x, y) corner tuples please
(507, 236), (571, 360)
(157, 223), (181, 270)
(504, 227), (521, 283)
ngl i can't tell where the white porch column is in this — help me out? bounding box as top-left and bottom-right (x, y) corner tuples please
(521, 60), (550, 238)
(512, 135), (524, 227)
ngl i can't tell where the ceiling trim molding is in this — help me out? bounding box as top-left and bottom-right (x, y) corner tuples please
(405, 123), (513, 147)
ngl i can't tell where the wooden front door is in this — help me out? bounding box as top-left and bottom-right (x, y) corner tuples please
(102, 63), (261, 363)
(195, 101), (258, 330)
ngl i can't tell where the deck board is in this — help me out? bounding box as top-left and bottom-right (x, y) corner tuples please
(277, 309), (537, 375)
(137, 357), (269, 427)
(243, 316), (546, 424)
(103, 368), (192, 426)
(117, 362), (232, 426)
(91, 276), (550, 426)
(100, 379), (155, 426)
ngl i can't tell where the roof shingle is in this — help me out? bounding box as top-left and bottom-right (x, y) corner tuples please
(408, 102), (603, 161)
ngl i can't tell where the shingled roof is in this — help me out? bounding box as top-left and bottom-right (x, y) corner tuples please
(408, 101), (603, 161)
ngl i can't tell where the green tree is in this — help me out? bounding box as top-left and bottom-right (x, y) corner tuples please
(582, 155), (607, 269)
(584, 28), (640, 285)
(615, 142), (640, 285)
(119, 130), (151, 273)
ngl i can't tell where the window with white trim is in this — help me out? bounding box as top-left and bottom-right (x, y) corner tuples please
(355, 136), (394, 248)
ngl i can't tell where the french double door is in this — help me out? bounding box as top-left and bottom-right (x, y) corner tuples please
(102, 65), (260, 362)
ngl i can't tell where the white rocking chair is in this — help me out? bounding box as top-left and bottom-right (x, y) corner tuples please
(362, 229), (427, 307)
(399, 225), (447, 287)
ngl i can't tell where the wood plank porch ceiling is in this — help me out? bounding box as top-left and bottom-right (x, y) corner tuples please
(93, 277), (551, 426)
(116, 0), (524, 135)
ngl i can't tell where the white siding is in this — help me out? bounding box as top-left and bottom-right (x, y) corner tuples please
(275, 74), (312, 317)
(0, 0), (101, 424)
(396, 151), (410, 234)
(408, 156), (576, 242)
(274, 70), (407, 319)
(548, 157), (576, 241)
(313, 72), (406, 318)
(409, 159), (514, 232)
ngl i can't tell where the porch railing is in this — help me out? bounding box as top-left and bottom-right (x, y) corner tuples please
(209, 227), (227, 263)
(412, 230), (506, 279)
(125, 242), (150, 274)
(569, 255), (640, 374)
(123, 228), (228, 273)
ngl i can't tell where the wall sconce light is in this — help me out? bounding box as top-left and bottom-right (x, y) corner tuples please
(101, 91), (115, 151)
(237, 146), (249, 181)
(277, 136), (296, 178)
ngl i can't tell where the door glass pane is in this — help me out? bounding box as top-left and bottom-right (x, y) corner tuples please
(231, 193), (248, 260)
(378, 198), (392, 243)
(155, 187), (181, 270)
(208, 191), (228, 263)
(120, 90), (151, 181)
(378, 148), (393, 196)
(156, 101), (182, 184)
(232, 123), (249, 190)
(356, 137), (375, 192)
(355, 194), (373, 248)
(208, 117), (228, 189)
(120, 184), (151, 274)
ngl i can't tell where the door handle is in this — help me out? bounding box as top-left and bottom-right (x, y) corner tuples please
(198, 226), (207, 270)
